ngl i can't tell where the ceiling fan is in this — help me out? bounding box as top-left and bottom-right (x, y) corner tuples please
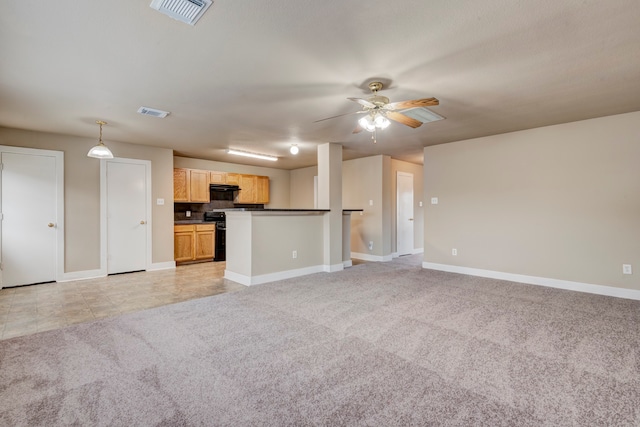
(315, 82), (440, 135)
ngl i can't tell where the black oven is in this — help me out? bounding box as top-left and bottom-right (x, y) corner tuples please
(204, 211), (226, 261)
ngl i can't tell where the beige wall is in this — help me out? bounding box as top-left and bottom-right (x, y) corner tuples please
(343, 156), (389, 257)
(289, 165), (317, 209)
(423, 111), (640, 290)
(173, 156), (290, 208)
(0, 127), (175, 272)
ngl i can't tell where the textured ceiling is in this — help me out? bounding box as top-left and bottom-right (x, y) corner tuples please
(1, 0), (639, 169)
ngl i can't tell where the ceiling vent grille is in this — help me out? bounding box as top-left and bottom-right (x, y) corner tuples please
(150, 0), (212, 26)
(137, 106), (170, 118)
(402, 107), (445, 124)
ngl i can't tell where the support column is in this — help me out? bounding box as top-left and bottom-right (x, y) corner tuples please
(318, 143), (343, 272)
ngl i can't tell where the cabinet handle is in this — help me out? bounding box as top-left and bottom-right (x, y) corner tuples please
(47, 223), (55, 228)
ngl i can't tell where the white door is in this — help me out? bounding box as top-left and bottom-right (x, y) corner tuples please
(106, 159), (149, 274)
(397, 172), (414, 256)
(1, 152), (57, 286)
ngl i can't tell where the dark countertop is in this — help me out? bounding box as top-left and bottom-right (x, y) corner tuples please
(174, 220), (207, 224)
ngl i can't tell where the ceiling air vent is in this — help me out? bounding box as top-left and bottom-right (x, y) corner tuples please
(150, 0), (212, 26)
(402, 107), (445, 124)
(137, 106), (170, 118)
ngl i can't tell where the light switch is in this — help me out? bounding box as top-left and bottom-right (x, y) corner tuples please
(431, 197), (438, 205)
(156, 198), (165, 205)
(369, 200), (373, 206)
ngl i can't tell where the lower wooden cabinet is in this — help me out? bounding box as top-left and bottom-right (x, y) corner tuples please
(174, 224), (215, 263)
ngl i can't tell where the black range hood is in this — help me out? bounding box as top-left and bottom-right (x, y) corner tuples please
(210, 184), (240, 192)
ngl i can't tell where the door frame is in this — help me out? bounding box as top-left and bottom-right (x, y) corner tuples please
(0, 145), (65, 288)
(396, 171), (414, 257)
(100, 157), (152, 275)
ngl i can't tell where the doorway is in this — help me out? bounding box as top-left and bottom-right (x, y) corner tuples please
(101, 158), (151, 274)
(396, 171), (414, 257)
(0, 146), (64, 287)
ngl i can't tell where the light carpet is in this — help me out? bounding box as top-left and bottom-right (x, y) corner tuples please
(1, 255), (639, 426)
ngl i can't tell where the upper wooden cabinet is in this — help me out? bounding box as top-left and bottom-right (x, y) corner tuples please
(173, 168), (210, 203)
(173, 168), (190, 202)
(173, 168), (269, 204)
(225, 173), (240, 185)
(210, 171), (226, 184)
(256, 176), (270, 204)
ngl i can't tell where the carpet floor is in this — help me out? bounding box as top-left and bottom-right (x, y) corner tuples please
(1, 255), (639, 426)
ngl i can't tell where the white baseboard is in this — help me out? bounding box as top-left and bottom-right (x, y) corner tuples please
(343, 260), (353, 268)
(351, 252), (393, 262)
(323, 263), (344, 273)
(391, 248), (425, 259)
(225, 264), (327, 286)
(422, 262), (640, 301)
(59, 269), (105, 282)
(148, 261), (176, 271)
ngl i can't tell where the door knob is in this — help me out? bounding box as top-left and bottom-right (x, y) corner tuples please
(140, 220), (146, 225)
(408, 218), (414, 221)
(47, 223), (55, 228)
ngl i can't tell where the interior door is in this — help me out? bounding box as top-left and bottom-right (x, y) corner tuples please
(397, 171), (414, 256)
(1, 151), (57, 286)
(106, 159), (148, 274)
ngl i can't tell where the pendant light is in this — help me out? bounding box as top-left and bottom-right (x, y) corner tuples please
(87, 120), (114, 159)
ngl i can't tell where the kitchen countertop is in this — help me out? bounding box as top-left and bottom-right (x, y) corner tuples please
(175, 209), (362, 224)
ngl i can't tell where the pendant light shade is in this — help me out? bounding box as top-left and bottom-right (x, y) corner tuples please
(87, 120), (114, 159)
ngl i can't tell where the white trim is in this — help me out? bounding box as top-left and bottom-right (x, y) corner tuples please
(343, 260), (353, 268)
(422, 262), (640, 301)
(351, 252), (393, 262)
(0, 145), (65, 287)
(148, 261), (176, 271)
(59, 269), (105, 282)
(224, 264), (326, 286)
(323, 263), (344, 273)
(100, 158), (153, 274)
(412, 247), (424, 255)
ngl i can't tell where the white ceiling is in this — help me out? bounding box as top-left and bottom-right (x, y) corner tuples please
(1, 0), (639, 170)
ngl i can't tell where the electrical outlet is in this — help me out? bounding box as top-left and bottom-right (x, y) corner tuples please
(156, 198), (165, 205)
(419, 201), (423, 207)
(368, 241), (373, 251)
(292, 250), (297, 259)
(452, 248), (457, 256)
(431, 197), (438, 205)
(186, 211), (191, 218)
(623, 264), (632, 275)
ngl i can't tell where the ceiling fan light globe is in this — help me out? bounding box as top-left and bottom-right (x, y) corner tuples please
(290, 145), (299, 155)
(358, 116), (376, 132)
(374, 115), (390, 129)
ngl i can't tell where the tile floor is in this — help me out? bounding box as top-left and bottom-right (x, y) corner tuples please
(0, 261), (246, 341)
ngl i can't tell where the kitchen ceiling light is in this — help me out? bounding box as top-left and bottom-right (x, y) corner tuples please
(290, 144), (299, 155)
(227, 149), (277, 162)
(87, 120), (114, 159)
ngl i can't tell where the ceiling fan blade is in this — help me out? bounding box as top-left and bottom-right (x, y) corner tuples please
(347, 97), (376, 109)
(386, 111), (423, 128)
(352, 124), (364, 134)
(385, 97), (439, 110)
(313, 110), (367, 123)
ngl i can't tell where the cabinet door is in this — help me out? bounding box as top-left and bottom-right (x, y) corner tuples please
(173, 168), (190, 202)
(210, 171), (226, 184)
(174, 225), (195, 262)
(237, 175), (257, 203)
(256, 176), (270, 204)
(190, 169), (210, 202)
(225, 173), (240, 185)
(194, 224), (215, 260)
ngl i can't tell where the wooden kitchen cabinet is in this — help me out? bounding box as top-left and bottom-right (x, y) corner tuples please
(256, 175), (270, 204)
(194, 224), (215, 260)
(174, 224), (195, 262)
(225, 173), (240, 185)
(210, 171), (226, 184)
(174, 224), (215, 263)
(173, 168), (190, 202)
(173, 168), (210, 203)
(237, 174), (257, 204)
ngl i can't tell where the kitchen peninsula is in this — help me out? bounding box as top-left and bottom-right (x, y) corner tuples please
(224, 209), (362, 286)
